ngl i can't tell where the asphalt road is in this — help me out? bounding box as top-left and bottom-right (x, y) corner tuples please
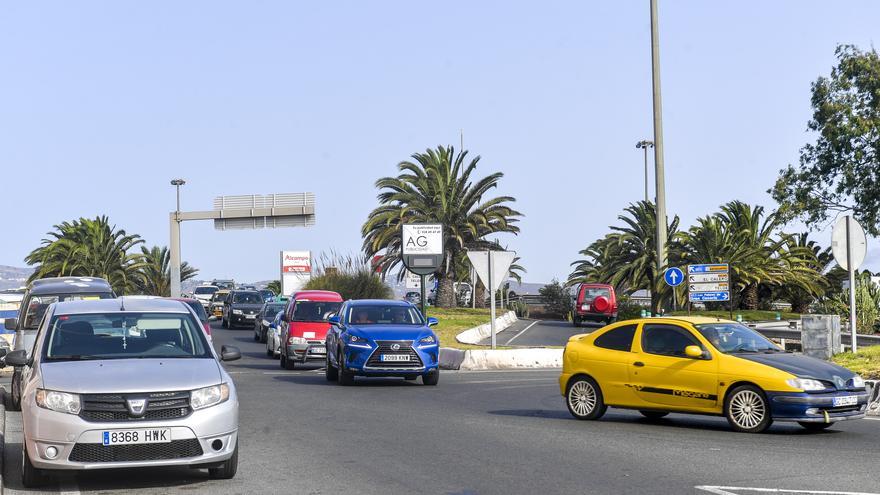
(3, 321), (880, 494)
(478, 318), (602, 347)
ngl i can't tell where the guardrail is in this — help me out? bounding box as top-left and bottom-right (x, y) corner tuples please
(753, 326), (880, 347)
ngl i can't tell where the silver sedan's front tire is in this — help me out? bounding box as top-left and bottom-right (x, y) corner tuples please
(565, 376), (606, 420)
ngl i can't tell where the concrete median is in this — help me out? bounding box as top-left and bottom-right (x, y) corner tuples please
(454, 311), (518, 345)
(867, 380), (879, 417)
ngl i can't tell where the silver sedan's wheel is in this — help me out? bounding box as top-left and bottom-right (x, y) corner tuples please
(725, 385), (772, 433)
(565, 376), (606, 420)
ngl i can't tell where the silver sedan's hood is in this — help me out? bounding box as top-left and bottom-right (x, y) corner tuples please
(40, 358), (222, 394)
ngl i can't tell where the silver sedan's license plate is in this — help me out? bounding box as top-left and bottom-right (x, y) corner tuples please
(103, 428), (171, 446)
(381, 354), (410, 362)
(833, 395), (858, 407)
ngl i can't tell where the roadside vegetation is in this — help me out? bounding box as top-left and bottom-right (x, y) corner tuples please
(831, 346), (880, 380)
(668, 310), (799, 322)
(303, 252), (391, 300)
(425, 307), (497, 350)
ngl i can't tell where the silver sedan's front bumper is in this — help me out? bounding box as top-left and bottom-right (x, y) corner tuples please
(23, 397), (238, 470)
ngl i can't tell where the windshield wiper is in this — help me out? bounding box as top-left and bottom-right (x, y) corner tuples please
(48, 355), (102, 361)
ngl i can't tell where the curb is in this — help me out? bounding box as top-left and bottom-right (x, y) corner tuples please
(455, 311), (518, 345)
(439, 347), (562, 370)
(867, 380), (879, 417)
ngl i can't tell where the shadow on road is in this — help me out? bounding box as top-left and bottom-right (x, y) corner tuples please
(272, 374), (426, 387)
(486, 409), (833, 435)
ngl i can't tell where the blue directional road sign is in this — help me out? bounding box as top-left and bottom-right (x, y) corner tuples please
(664, 267), (684, 287)
(689, 291), (730, 302)
(687, 263), (729, 274)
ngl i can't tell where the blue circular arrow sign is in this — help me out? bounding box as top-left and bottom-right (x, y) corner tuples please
(664, 267), (684, 287)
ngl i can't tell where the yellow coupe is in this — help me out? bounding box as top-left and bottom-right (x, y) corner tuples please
(559, 317), (868, 433)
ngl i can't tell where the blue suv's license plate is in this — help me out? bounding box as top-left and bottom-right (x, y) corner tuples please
(381, 354), (410, 362)
(102, 428), (172, 446)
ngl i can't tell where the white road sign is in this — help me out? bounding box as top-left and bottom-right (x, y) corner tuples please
(467, 251), (515, 292)
(402, 224), (443, 255)
(831, 215), (867, 271)
(688, 273), (729, 283)
(689, 282), (729, 292)
(404, 271), (431, 289)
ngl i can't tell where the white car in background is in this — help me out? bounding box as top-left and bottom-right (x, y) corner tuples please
(192, 285), (220, 310)
(265, 311), (284, 359)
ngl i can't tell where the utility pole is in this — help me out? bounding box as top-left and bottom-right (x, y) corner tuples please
(650, 0), (668, 297)
(636, 140), (654, 203)
(170, 179), (186, 297)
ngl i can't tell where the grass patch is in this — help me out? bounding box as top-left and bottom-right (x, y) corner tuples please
(831, 345), (880, 379)
(667, 310), (799, 322)
(425, 307), (511, 350)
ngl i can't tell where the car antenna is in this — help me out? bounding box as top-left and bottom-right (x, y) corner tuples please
(120, 295), (126, 312)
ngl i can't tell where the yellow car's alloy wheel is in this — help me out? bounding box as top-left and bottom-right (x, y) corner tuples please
(566, 377), (606, 420)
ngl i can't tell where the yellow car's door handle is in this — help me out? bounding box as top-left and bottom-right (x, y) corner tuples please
(633, 361), (645, 367)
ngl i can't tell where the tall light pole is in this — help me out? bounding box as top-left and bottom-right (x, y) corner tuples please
(170, 179), (186, 297)
(650, 0), (668, 303)
(636, 140), (654, 203)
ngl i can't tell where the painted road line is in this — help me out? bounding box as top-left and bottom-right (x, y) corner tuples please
(696, 486), (880, 495)
(505, 320), (540, 345)
(58, 477), (81, 495)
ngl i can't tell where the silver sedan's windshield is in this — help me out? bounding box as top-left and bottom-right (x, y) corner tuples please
(694, 322), (782, 354)
(44, 312), (212, 361)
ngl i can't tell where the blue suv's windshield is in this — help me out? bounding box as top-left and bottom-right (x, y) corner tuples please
(43, 312), (212, 361)
(346, 305), (424, 325)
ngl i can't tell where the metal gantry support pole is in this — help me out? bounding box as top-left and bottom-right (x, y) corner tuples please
(650, 0), (668, 297)
(846, 216), (858, 352)
(170, 212), (182, 298)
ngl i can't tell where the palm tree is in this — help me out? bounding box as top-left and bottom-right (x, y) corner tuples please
(26, 216), (147, 294)
(362, 145), (522, 307)
(678, 201), (822, 310)
(137, 245), (199, 296)
(266, 280), (282, 295)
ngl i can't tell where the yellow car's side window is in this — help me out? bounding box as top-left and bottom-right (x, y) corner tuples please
(641, 324), (704, 358)
(593, 324), (637, 352)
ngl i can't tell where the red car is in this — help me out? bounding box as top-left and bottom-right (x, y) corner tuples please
(172, 297), (213, 340)
(571, 283), (617, 326)
(279, 290), (343, 370)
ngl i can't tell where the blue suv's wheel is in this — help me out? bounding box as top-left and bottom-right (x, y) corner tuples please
(337, 348), (355, 386)
(422, 370), (439, 386)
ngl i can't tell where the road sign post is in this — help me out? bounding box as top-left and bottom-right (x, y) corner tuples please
(401, 224), (444, 317)
(467, 250), (516, 349)
(832, 215), (868, 351)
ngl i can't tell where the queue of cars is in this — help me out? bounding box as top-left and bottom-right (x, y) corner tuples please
(1, 277), (242, 487)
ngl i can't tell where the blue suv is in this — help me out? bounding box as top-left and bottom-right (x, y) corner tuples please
(325, 300), (440, 386)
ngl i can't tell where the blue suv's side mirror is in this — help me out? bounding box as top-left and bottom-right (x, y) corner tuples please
(328, 315), (341, 326)
(427, 317), (439, 327)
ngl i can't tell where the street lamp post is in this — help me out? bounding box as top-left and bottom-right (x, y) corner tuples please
(170, 179), (186, 297)
(650, 0), (668, 310)
(636, 140), (654, 203)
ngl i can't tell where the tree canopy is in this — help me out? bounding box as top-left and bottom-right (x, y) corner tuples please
(772, 45), (880, 235)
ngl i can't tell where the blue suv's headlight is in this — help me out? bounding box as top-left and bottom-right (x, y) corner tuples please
(419, 335), (437, 345)
(347, 334), (372, 348)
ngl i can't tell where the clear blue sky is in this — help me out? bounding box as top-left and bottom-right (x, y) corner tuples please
(1, 1), (878, 283)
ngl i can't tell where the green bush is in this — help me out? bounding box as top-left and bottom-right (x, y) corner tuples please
(512, 299), (530, 318)
(539, 279), (572, 319)
(303, 251), (392, 300)
(616, 295), (644, 320)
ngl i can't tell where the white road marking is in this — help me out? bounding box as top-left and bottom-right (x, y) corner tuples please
(505, 320), (540, 345)
(863, 416), (880, 421)
(459, 378), (552, 384)
(58, 476), (80, 495)
(695, 486), (880, 495)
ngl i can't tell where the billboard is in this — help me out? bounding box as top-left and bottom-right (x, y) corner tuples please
(281, 251), (311, 296)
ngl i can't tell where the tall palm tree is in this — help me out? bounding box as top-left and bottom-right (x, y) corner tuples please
(26, 216), (147, 294)
(362, 145), (522, 307)
(137, 245), (199, 296)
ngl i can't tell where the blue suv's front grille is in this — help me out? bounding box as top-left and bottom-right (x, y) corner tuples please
(366, 340), (423, 368)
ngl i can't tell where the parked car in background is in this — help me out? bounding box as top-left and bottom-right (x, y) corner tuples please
(279, 291), (343, 370)
(559, 316), (869, 433)
(192, 285), (220, 310)
(221, 290), (265, 329)
(5, 298), (241, 487)
(325, 299), (440, 385)
(4, 277), (115, 411)
(254, 300), (288, 343)
(265, 311), (284, 359)
(173, 297), (213, 340)
(210, 290), (230, 319)
(571, 283), (617, 326)
(404, 292), (421, 305)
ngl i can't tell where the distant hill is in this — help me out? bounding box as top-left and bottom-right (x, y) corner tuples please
(0, 265), (32, 290)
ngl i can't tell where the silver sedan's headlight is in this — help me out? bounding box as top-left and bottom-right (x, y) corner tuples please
(35, 389), (81, 415)
(191, 384), (230, 410)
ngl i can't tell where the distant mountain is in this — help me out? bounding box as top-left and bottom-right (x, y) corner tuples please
(0, 265), (33, 290)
